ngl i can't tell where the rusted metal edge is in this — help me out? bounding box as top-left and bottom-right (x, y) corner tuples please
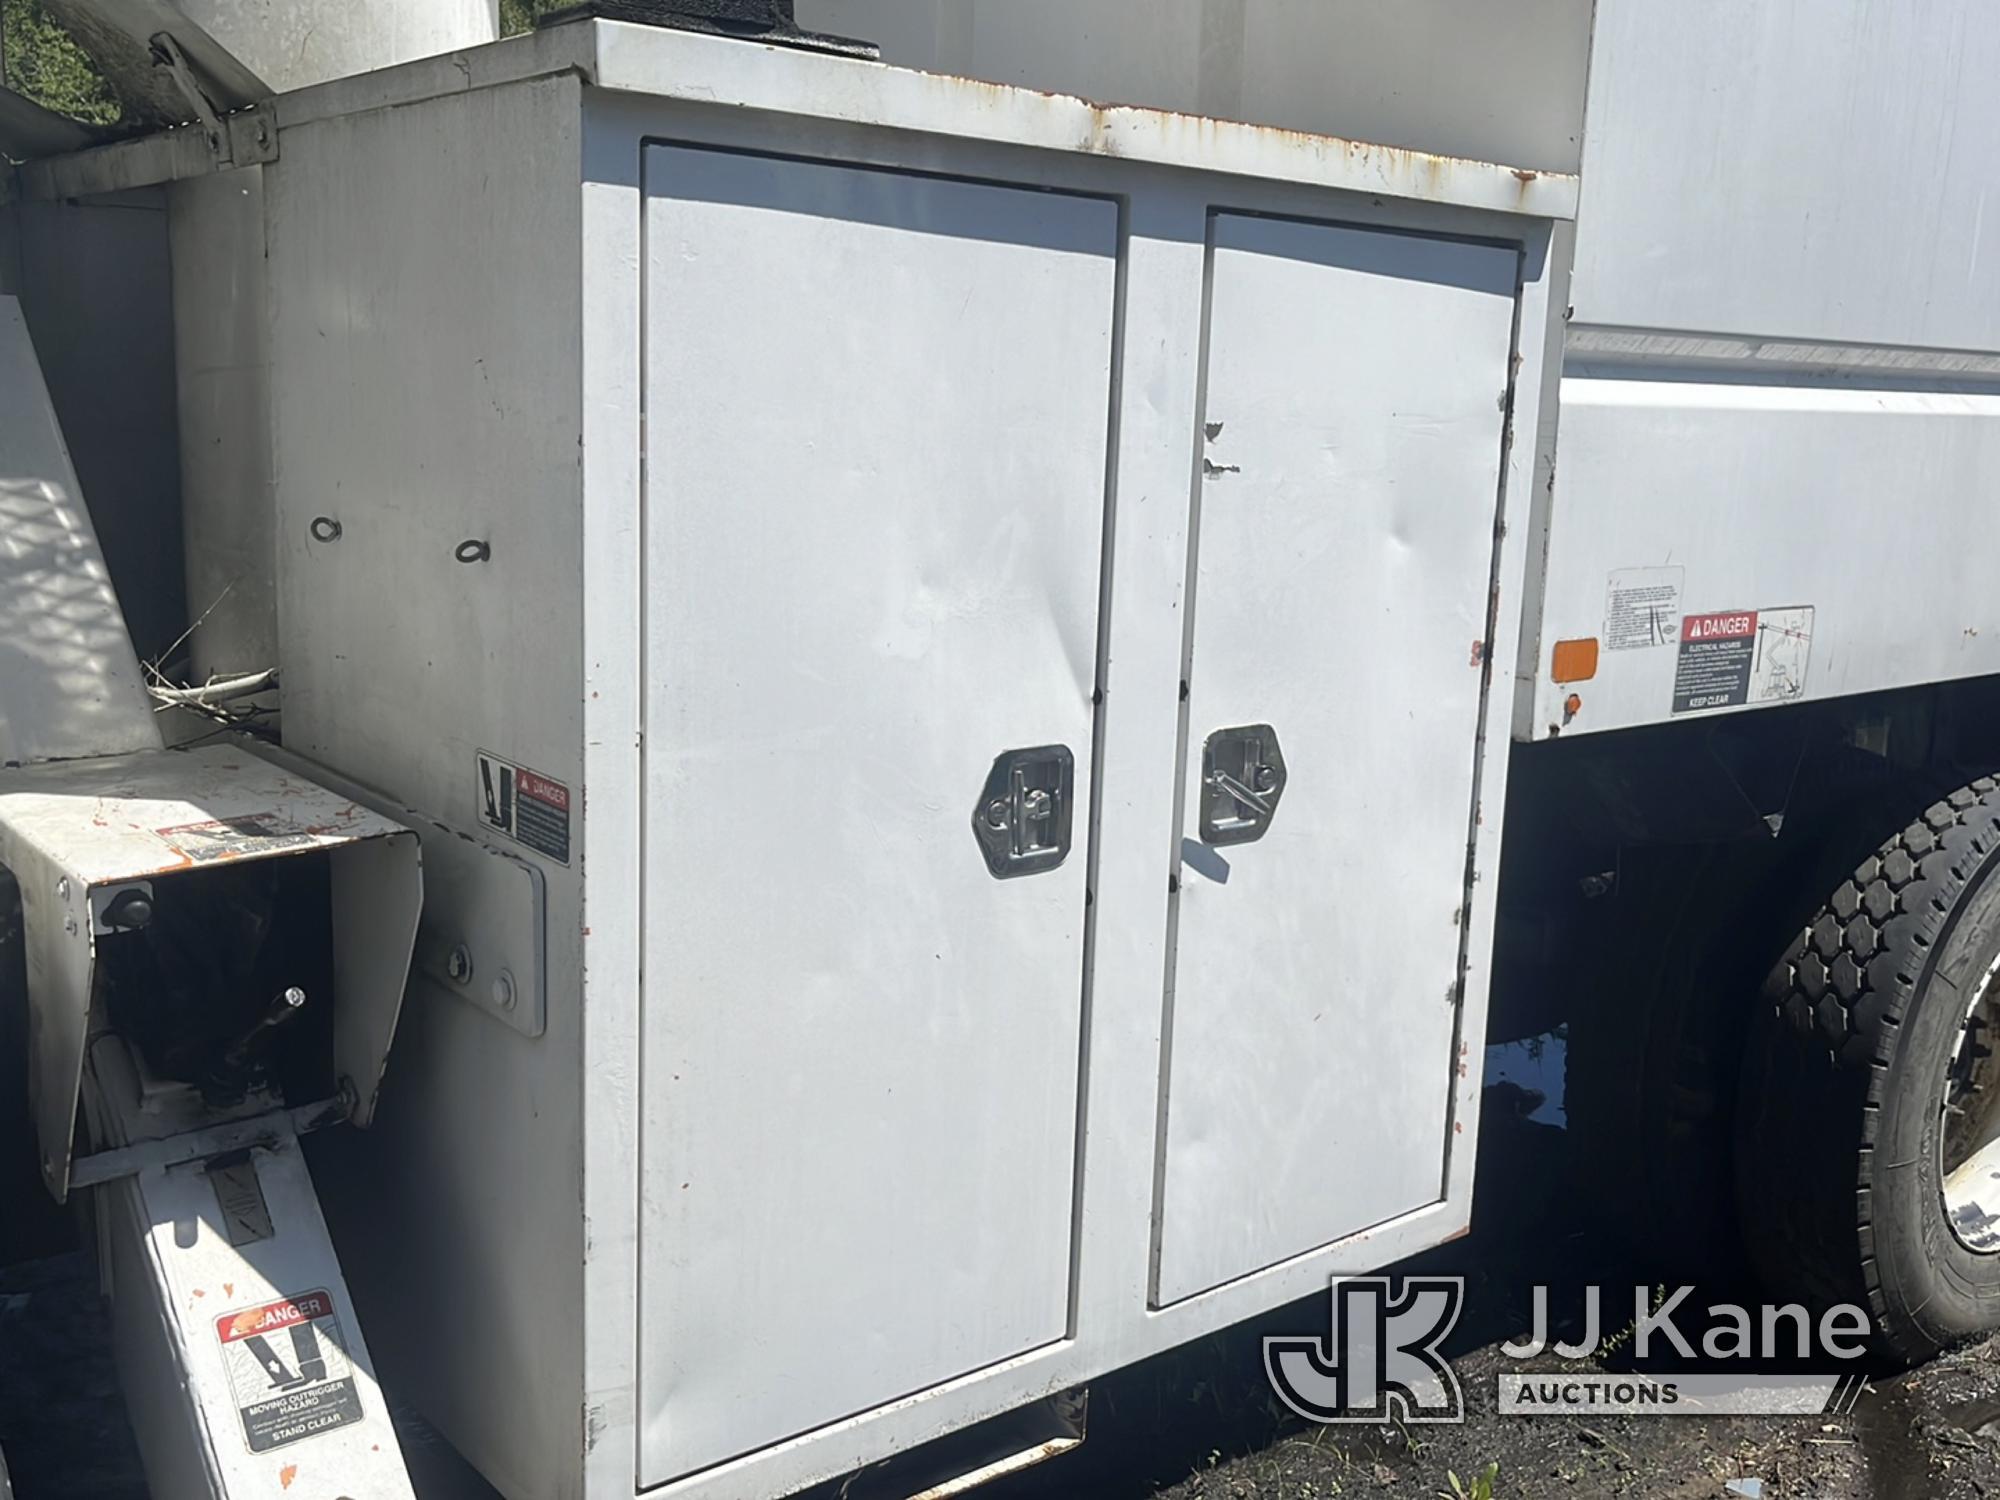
(13, 20), (1575, 220)
(591, 21), (1579, 219)
(904, 1435), (1085, 1500)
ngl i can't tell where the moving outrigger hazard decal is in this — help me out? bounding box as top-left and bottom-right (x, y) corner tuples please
(477, 749), (572, 864)
(214, 1290), (365, 1453)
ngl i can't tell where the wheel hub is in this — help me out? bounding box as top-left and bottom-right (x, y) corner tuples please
(1942, 950), (2000, 1252)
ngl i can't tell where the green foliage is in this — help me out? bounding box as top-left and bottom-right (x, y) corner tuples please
(3, 0), (567, 129)
(1443, 1463), (1499, 1500)
(4, 0), (123, 124)
(501, 0), (572, 36)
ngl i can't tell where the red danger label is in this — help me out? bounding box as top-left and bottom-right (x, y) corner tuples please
(1682, 611), (1758, 642)
(476, 751), (572, 865)
(1673, 609), (1760, 713)
(216, 1289), (335, 1344)
(213, 1288), (364, 1453)
(516, 769), (569, 812)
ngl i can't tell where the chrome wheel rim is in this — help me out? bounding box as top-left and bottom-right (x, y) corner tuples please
(1942, 948), (2000, 1252)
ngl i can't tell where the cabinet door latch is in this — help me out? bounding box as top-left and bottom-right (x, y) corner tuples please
(973, 745), (1075, 879)
(1200, 724), (1286, 846)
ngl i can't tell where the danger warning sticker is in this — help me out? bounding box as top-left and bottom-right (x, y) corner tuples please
(1672, 607), (1816, 715)
(477, 751), (571, 865)
(1673, 611), (1759, 712)
(214, 1290), (364, 1454)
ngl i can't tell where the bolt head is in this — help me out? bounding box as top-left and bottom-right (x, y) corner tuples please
(446, 944), (473, 984)
(491, 970), (517, 1012)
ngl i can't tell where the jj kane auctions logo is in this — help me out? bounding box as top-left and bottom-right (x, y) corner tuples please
(1267, 1278), (1873, 1423)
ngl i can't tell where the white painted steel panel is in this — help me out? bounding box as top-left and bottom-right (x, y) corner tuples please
(266, 77), (590, 1500)
(241, 40), (1564, 1496)
(1524, 0), (2000, 738)
(638, 147), (1115, 1482)
(1531, 383), (2000, 738)
(1573, 0), (2000, 354)
(172, 169), (277, 685)
(800, 0), (1593, 175)
(1155, 216), (1516, 1304)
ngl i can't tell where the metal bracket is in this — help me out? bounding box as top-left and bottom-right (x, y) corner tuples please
(225, 105), (279, 166)
(68, 1097), (346, 1191)
(150, 30), (231, 160)
(972, 745), (1075, 879)
(1199, 724), (1287, 846)
(144, 37), (277, 166)
(413, 831), (548, 1038)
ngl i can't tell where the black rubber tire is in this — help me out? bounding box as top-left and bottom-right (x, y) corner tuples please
(1737, 775), (2000, 1362)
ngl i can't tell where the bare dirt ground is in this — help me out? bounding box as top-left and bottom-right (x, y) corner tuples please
(987, 1312), (2000, 1500)
(11, 1102), (2000, 1499)
(971, 1109), (2000, 1500)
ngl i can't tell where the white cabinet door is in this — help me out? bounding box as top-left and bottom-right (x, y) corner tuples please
(1154, 214), (1517, 1305)
(639, 147), (1116, 1482)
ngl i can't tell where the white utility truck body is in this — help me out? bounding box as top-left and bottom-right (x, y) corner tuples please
(1, 2), (1998, 1498)
(239, 24), (1563, 1497)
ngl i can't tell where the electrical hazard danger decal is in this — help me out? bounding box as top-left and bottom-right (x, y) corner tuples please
(1671, 607), (1815, 715)
(477, 750), (571, 864)
(214, 1290), (364, 1454)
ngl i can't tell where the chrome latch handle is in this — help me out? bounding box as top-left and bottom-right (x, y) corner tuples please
(1200, 724), (1286, 846)
(972, 745), (1075, 879)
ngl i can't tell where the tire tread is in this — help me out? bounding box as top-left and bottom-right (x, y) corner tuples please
(1740, 776), (2000, 1359)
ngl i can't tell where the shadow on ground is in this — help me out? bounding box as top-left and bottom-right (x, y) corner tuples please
(965, 1101), (2000, 1500)
(9, 1088), (2000, 1498)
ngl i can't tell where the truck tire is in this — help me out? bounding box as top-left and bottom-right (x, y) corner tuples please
(1737, 776), (2000, 1361)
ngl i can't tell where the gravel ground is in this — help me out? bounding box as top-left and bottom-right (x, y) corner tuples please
(12, 1100), (2000, 1499)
